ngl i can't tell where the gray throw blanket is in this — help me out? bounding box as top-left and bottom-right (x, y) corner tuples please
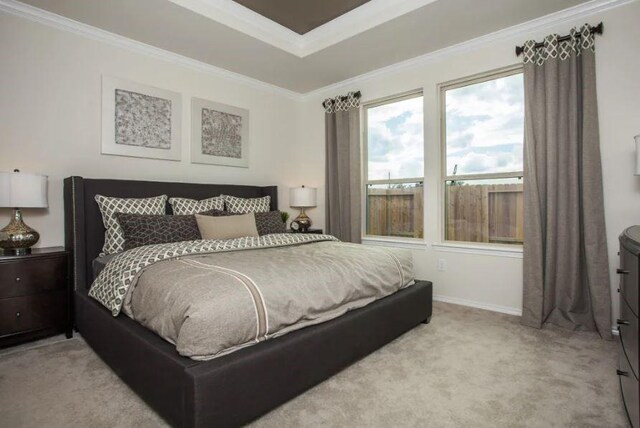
(89, 234), (414, 360)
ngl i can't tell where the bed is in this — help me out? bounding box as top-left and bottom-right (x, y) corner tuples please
(63, 176), (433, 427)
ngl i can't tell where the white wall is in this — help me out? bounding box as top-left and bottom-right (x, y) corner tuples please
(295, 0), (640, 320)
(0, 11), (301, 248)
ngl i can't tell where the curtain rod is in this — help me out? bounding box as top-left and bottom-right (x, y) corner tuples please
(515, 22), (603, 57)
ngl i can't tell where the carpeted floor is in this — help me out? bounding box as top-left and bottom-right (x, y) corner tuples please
(0, 302), (629, 427)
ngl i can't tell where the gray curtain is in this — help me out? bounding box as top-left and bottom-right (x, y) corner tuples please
(521, 26), (611, 338)
(324, 92), (362, 243)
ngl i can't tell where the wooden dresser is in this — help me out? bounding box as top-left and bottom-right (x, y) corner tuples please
(618, 226), (640, 427)
(0, 247), (72, 348)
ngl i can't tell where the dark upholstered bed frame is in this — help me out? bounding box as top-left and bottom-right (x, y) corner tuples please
(63, 176), (433, 427)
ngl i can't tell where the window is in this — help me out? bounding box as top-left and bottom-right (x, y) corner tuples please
(363, 92), (424, 239)
(440, 67), (524, 246)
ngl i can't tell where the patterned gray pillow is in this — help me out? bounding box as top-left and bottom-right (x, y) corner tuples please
(95, 194), (167, 256)
(222, 195), (270, 214)
(168, 197), (224, 215)
(201, 209), (284, 236)
(255, 211), (286, 235)
(200, 209), (236, 217)
(116, 214), (201, 250)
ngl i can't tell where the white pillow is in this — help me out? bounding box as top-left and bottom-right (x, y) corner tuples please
(95, 194), (167, 256)
(195, 213), (259, 240)
(168, 196), (224, 215)
(223, 195), (270, 214)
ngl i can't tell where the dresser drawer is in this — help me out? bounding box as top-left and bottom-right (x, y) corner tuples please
(621, 246), (639, 317)
(620, 299), (640, 379)
(0, 291), (67, 337)
(619, 338), (640, 428)
(0, 256), (67, 299)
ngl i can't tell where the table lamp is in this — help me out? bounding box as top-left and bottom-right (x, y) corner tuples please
(0, 169), (48, 255)
(289, 186), (317, 231)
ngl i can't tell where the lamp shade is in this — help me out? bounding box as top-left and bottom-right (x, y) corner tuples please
(636, 135), (640, 176)
(0, 171), (48, 208)
(290, 186), (317, 208)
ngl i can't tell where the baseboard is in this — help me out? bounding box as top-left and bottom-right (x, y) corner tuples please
(433, 294), (522, 316)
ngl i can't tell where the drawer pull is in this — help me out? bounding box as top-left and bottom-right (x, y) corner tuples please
(617, 369), (630, 377)
(15, 312), (20, 318)
(15, 277), (21, 282)
(617, 269), (629, 275)
(618, 319), (630, 326)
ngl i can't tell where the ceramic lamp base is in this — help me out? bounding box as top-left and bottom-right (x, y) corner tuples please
(0, 208), (40, 256)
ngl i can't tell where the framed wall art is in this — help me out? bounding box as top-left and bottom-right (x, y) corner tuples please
(191, 97), (250, 168)
(102, 76), (182, 161)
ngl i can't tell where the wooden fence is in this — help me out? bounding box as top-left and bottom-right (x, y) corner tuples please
(366, 183), (523, 244)
(446, 183), (523, 244)
(367, 187), (424, 238)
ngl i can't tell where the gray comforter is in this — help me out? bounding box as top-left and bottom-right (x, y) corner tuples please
(89, 234), (414, 360)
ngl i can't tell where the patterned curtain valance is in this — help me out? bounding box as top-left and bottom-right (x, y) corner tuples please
(322, 91), (361, 114)
(522, 24), (596, 66)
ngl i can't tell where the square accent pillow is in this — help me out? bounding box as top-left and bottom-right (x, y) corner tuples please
(223, 195), (270, 214)
(254, 211), (286, 235)
(95, 194), (167, 255)
(116, 214), (201, 250)
(195, 213), (259, 240)
(168, 196), (224, 215)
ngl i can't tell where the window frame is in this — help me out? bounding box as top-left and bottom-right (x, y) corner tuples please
(361, 89), (425, 242)
(438, 64), (524, 248)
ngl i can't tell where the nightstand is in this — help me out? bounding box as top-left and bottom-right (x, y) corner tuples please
(287, 228), (324, 234)
(0, 247), (72, 348)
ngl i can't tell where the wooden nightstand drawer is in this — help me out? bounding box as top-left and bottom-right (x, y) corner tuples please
(0, 291), (67, 337)
(0, 255), (67, 298)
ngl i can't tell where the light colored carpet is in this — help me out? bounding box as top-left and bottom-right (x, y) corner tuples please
(0, 302), (628, 427)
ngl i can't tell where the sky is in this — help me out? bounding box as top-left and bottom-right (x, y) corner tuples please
(367, 96), (424, 181)
(366, 73), (524, 181)
(445, 73), (524, 176)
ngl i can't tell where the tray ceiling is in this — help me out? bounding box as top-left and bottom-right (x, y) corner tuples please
(12, 0), (595, 93)
(232, 0), (371, 35)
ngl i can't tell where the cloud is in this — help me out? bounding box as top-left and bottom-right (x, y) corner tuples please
(445, 73), (524, 175)
(367, 96), (424, 180)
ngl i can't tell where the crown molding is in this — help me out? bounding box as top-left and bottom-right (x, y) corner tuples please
(168, 0), (439, 58)
(303, 0), (637, 98)
(0, 0), (302, 99)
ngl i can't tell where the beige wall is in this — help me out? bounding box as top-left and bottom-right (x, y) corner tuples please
(0, 12), (301, 248)
(295, 1), (640, 320)
(2, 2), (639, 322)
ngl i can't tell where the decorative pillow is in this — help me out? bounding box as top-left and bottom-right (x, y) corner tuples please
(223, 195), (271, 214)
(199, 209), (236, 217)
(254, 211), (286, 236)
(116, 214), (201, 250)
(195, 213), (259, 240)
(168, 196), (224, 215)
(95, 194), (167, 256)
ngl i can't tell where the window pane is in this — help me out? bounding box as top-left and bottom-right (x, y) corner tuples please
(445, 73), (524, 176)
(445, 178), (523, 245)
(367, 96), (424, 181)
(366, 182), (424, 239)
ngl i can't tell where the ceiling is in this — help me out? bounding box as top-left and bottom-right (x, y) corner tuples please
(232, 0), (371, 35)
(16, 0), (592, 94)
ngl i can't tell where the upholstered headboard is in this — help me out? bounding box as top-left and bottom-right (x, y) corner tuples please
(63, 176), (278, 291)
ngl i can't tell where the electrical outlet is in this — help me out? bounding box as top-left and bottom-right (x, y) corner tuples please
(437, 258), (447, 272)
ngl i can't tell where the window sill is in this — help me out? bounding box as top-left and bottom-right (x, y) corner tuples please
(431, 242), (523, 258)
(361, 237), (427, 250)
